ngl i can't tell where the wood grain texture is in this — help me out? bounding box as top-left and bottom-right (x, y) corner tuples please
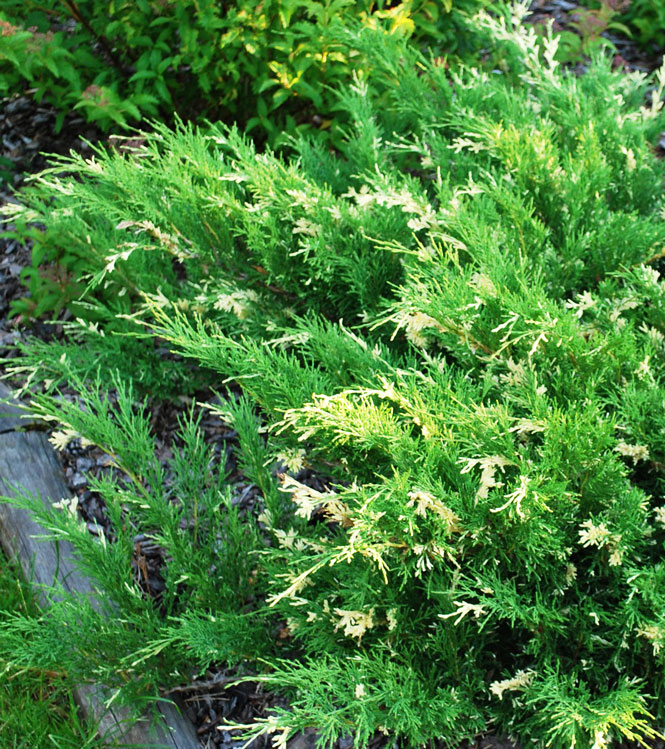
(0, 387), (200, 748)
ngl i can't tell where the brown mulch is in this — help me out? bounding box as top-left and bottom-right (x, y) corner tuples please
(0, 95), (102, 369)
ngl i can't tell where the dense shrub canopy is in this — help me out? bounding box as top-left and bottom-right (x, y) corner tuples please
(3, 6), (665, 747)
(0, 0), (486, 139)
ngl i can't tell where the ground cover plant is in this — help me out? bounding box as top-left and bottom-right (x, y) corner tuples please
(574, 0), (665, 54)
(0, 0), (486, 141)
(550, 0), (632, 64)
(0, 551), (105, 748)
(587, 0), (665, 49)
(3, 4), (665, 746)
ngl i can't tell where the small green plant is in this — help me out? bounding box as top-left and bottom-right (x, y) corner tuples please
(582, 0), (665, 49)
(553, 0), (632, 64)
(5, 4), (665, 747)
(0, 155), (15, 185)
(0, 0), (488, 138)
(0, 552), (106, 748)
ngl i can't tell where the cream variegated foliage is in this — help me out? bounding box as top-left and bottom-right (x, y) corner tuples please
(4, 4), (665, 748)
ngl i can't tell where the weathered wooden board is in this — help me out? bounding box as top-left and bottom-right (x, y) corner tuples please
(0, 381), (31, 433)
(0, 385), (201, 748)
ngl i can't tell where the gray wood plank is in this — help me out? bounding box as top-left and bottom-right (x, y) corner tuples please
(0, 380), (31, 433)
(0, 407), (200, 747)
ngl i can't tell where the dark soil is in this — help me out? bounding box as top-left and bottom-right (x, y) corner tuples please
(0, 95), (103, 370)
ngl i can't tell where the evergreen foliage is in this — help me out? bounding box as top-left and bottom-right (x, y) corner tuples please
(3, 5), (665, 746)
(0, 553), (106, 748)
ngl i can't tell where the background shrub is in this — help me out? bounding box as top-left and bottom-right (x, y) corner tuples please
(578, 0), (665, 50)
(607, 0), (665, 47)
(0, 0), (488, 140)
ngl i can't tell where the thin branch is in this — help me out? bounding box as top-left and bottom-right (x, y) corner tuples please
(58, 0), (128, 75)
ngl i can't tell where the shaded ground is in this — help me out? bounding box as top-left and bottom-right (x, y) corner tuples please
(0, 96), (102, 366)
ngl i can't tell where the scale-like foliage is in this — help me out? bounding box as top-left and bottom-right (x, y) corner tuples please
(3, 5), (665, 746)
